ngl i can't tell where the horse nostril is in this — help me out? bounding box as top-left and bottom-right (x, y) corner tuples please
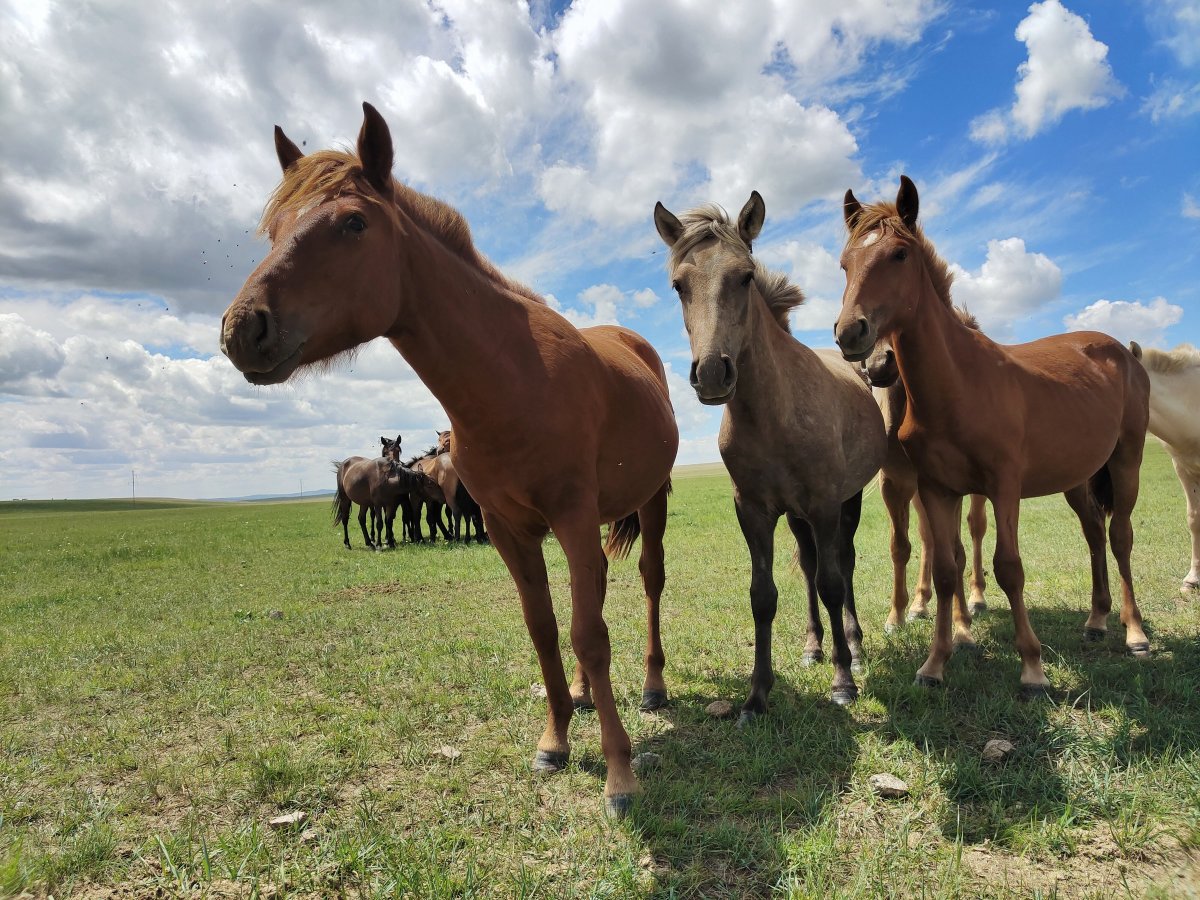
(721, 355), (735, 389)
(856, 317), (869, 340)
(689, 359), (700, 386)
(254, 310), (271, 346)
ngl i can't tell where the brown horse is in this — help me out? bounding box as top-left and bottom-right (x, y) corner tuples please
(654, 193), (886, 718)
(220, 103), (678, 818)
(863, 326), (989, 638)
(426, 431), (486, 543)
(834, 176), (1151, 697)
(333, 455), (426, 550)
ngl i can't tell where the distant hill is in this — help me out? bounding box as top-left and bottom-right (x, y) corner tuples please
(216, 490), (336, 503)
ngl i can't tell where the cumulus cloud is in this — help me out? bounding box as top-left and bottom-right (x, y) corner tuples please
(546, 283), (661, 328)
(948, 237), (1063, 335)
(971, 0), (1122, 145)
(1064, 297), (1183, 346)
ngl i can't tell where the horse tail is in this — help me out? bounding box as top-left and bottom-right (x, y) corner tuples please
(604, 512), (641, 561)
(331, 461), (350, 526)
(1089, 464), (1114, 517)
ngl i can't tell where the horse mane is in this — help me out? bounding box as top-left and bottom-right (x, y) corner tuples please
(848, 201), (955, 310)
(403, 446), (439, 468)
(669, 204), (804, 331)
(259, 149), (543, 306)
(1139, 343), (1200, 374)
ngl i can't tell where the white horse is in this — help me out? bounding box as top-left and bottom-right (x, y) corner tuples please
(1131, 341), (1200, 592)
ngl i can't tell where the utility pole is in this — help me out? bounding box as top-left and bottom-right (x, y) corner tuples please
(131, 469), (136, 502)
(300, 478), (304, 499)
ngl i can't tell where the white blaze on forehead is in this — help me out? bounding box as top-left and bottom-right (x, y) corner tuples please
(859, 230), (880, 248)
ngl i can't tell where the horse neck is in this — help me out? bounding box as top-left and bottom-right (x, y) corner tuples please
(383, 204), (541, 431)
(726, 291), (809, 419)
(891, 276), (976, 430)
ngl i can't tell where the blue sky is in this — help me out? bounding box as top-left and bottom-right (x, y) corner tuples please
(1, 0), (1197, 499)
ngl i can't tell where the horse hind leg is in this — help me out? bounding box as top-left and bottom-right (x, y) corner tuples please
(636, 481), (669, 711)
(879, 472), (914, 634)
(357, 503), (373, 549)
(788, 514), (823, 666)
(805, 505), (859, 706)
(949, 497), (977, 652)
(1064, 482), (1114, 642)
(1172, 458), (1200, 593)
(967, 494), (989, 615)
(1103, 449), (1151, 656)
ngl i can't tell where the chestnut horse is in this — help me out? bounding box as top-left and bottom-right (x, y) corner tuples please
(1130, 341), (1200, 593)
(221, 103), (678, 817)
(863, 325), (989, 638)
(835, 176), (1151, 697)
(654, 194), (886, 718)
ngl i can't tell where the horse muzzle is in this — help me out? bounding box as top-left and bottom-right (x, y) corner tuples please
(864, 347), (899, 388)
(834, 315), (876, 363)
(220, 301), (306, 385)
(690, 353), (736, 405)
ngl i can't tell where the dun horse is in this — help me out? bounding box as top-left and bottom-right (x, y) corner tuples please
(835, 176), (1151, 697)
(221, 103), (677, 817)
(654, 193), (885, 719)
(863, 328), (989, 637)
(1130, 341), (1200, 593)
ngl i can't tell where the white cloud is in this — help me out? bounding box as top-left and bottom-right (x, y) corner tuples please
(1063, 296), (1183, 346)
(546, 283), (662, 328)
(1145, 0), (1200, 68)
(0, 313), (65, 394)
(971, 0), (1122, 145)
(1142, 79), (1200, 122)
(948, 237), (1063, 335)
(1184, 194), (1200, 219)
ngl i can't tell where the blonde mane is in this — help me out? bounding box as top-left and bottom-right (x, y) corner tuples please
(669, 204), (804, 331)
(848, 201), (955, 310)
(1140, 343), (1200, 374)
(259, 150), (543, 305)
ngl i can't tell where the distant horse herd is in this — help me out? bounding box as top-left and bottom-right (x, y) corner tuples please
(221, 103), (1200, 817)
(332, 430), (485, 550)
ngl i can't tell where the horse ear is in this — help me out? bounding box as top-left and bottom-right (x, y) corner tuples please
(358, 101), (394, 193)
(653, 201), (684, 248)
(844, 189), (863, 230)
(1130, 340), (1143, 360)
(897, 175), (919, 230)
(738, 191), (765, 246)
(274, 126), (304, 173)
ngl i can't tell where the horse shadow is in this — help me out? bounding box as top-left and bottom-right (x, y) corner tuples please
(605, 605), (1197, 892)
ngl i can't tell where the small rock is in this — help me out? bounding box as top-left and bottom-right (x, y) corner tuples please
(530, 683), (548, 699)
(437, 745), (462, 760)
(982, 738), (1016, 764)
(868, 773), (910, 799)
(705, 700), (736, 719)
(300, 828), (320, 843)
(268, 810), (306, 828)
(268, 610), (284, 620)
(632, 752), (662, 774)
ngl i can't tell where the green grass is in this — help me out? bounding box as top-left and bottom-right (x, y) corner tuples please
(1, 444), (1198, 897)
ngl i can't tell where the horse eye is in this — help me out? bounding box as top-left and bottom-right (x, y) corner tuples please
(740, 271), (754, 287)
(671, 280), (682, 293)
(345, 214), (366, 233)
(892, 248), (907, 262)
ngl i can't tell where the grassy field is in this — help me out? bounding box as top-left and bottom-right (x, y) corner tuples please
(1, 444), (1198, 898)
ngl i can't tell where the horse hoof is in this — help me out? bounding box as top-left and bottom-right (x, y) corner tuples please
(850, 657), (865, 674)
(800, 650), (824, 667)
(1182, 581), (1199, 595)
(831, 687), (858, 706)
(639, 690), (668, 711)
(572, 697), (595, 712)
(1126, 642), (1152, 658)
(736, 709), (758, 729)
(1084, 627), (1107, 643)
(604, 793), (635, 821)
(968, 602), (987, 616)
(883, 621), (900, 635)
(533, 750), (569, 773)
(913, 674), (942, 689)
(1019, 683), (1053, 702)
(906, 610), (930, 622)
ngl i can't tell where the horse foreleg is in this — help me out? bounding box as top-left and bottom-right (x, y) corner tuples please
(636, 482), (670, 711)
(1172, 458), (1200, 592)
(967, 494), (989, 614)
(910, 490), (934, 621)
(837, 490), (866, 670)
(806, 504), (859, 706)
(554, 509), (637, 819)
(880, 472), (914, 633)
(913, 485), (968, 688)
(732, 500), (780, 725)
(485, 514), (574, 777)
(989, 489), (1050, 697)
